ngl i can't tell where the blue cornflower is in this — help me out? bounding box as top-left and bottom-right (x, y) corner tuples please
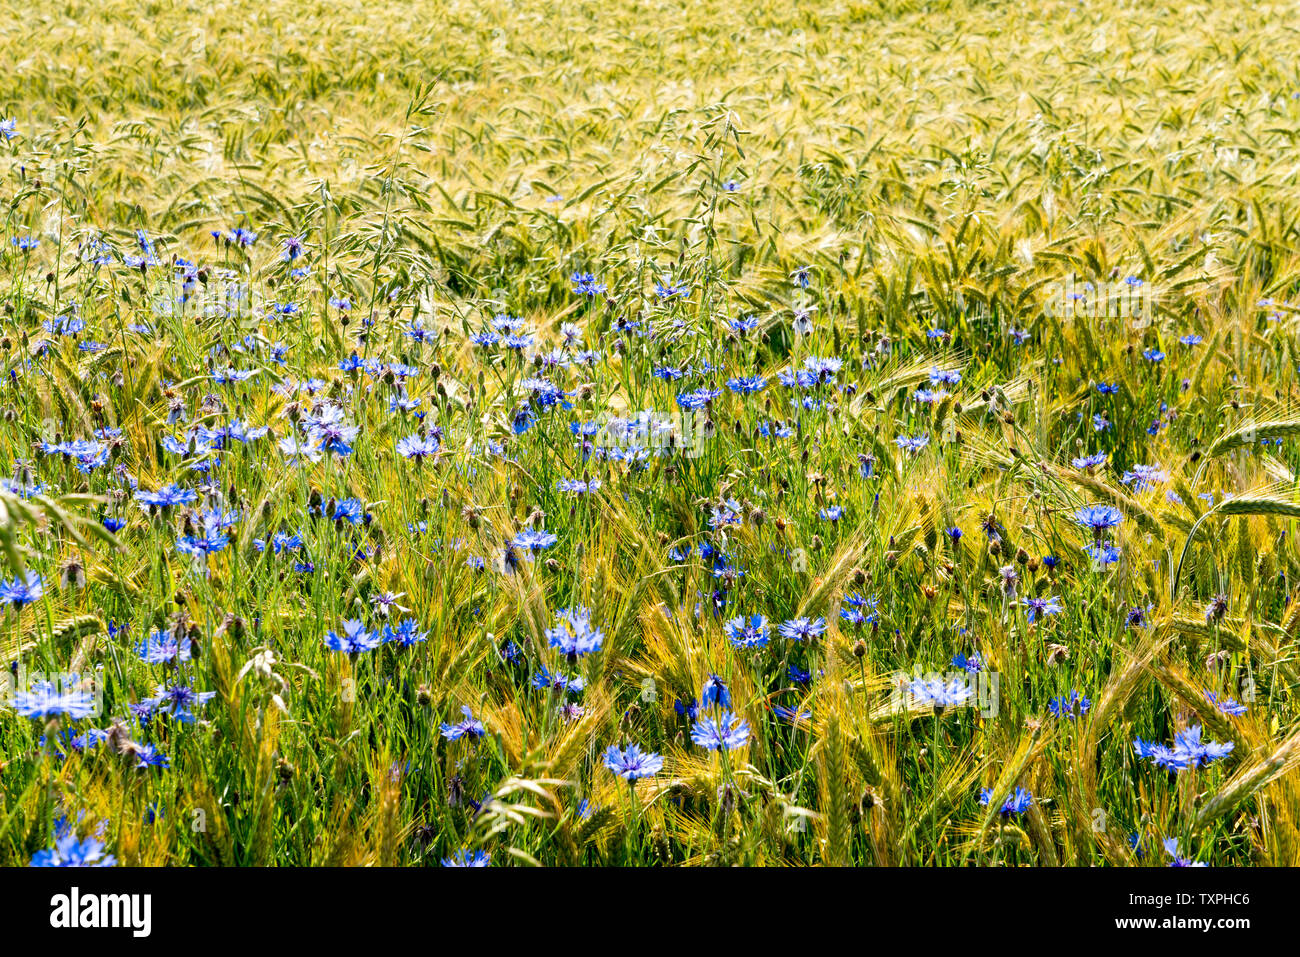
(324, 619), (382, 654)
(908, 675), (973, 710)
(1121, 464), (1168, 491)
(302, 405), (358, 457)
(778, 617), (826, 641)
(135, 484), (197, 509)
(383, 618), (429, 647)
(396, 433), (441, 461)
(145, 684), (216, 723)
(135, 629), (192, 664)
(1084, 542), (1121, 566)
(133, 744), (170, 769)
(654, 278), (688, 298)
(1022, 595), (1063, 622)
(570, 272), (607, 296)
(1204, 690), (1247, 716)
(546, 606), (605, 656)
(727, 375), (767, 394)
(691, 711), (751, 751)
(1162, 837), (1207, 867)
(511, 528), (558, 557)
(557, 477), (601, 494)
(440, 705), (487, 741)
(329, 497), (365, 524)
(676, 387), (722, 410)
(30, 829), (115, 868)
(175, 528), (229, 558)
(603, 743), (664, 780)
(532, 666), (586, 694)
(15, 680), (96, 721)
(1072, 452), (1107, 469)
(701, 674), (731, 709)
(212, 367), (258, 385)
(0, 571), (44, 608)
(1134, 724), (1233, 771)
(1048, 689), (1091, 719)
(773, 703), (812, 723)
(1075, 504), (1123, 533)
(442, 849), (491, 867)
(725, 614), (770, 649)
(839, 592), (879, 628)
(978, 786), (1033, 817)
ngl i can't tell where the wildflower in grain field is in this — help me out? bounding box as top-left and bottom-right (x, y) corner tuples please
(691, 711), (751, 751)
(1075, 504), (1123, 537)
(603, 743), (664, 780)
(511, 528), (558, 557)
(396, 433), (440, 460)
(30, 826), (116, 868)
(1048, 690), (1091, 719)
(1084, 543), (1121, 566)
(135, 629), (193, 664)
(778, 616), (826, 641)
(442, 849), (490, 867)
(15, 680), (97, 721)
(540, 605), (599, 654)
(0, 571), (44, 609)
(0, 0), (1293, 874)
(979, 786), (1034, 817)
(440, 706), (487, 741)
(700, 673), (732, 709)
(726, 614), (770, 649)
(1133, 724), (1234, 770)
(135, 484), (198, 509)
(383, 618), (429, 647)
(531, 665), (585, 694)
(909, 675), (973, 711)
(324, 619), (382, 654)
(1162, 838), (1207, 867)
(144, 685), (216, 723)
(1022, 594), (1063, 622)
(1204, 691), (1247, 716)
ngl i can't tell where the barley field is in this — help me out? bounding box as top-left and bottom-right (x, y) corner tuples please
(3, 0), (1300, 868)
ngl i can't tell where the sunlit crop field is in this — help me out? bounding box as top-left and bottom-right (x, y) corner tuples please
(3, 0), (1300, 866)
